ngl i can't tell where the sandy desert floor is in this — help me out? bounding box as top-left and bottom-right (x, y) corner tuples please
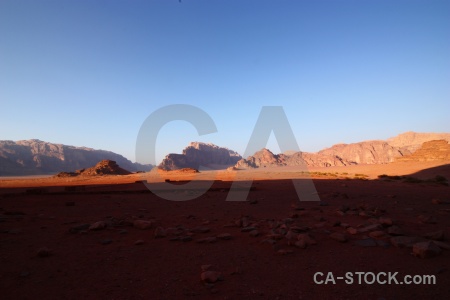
(1, 161), (450, 299)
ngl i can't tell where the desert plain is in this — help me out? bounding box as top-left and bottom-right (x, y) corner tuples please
(1, 160), (450, 299)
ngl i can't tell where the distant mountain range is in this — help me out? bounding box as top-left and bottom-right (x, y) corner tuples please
(0, 139), (152, 176)
(159, 132), (450, 170)
(2, 132), (449, 176)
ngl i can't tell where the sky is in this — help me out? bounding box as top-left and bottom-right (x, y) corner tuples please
(1, 0), (449, 165)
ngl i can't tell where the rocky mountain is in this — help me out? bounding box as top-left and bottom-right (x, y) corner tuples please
(0, 139), (151, 176)
(55, 160), (132, 177)
(234, 132), (450, 169)
(159, 142), (242, 170)
(396, 140), (450, 162)
(387, 131), (450, 153)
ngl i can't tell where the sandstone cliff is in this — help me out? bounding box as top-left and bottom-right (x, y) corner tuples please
(0, 139), (151, 176)
(159, 142), (242, 170)
(396, 140), (450, 162)
(387, 131), (450, 153)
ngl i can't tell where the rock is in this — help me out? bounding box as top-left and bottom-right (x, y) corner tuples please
(354, 238), (377, 247)
(154, 227), (167, 238)
(241, 227), (257, 232)
(196, 237), (217, 243)
(249, 230), (260, 237)
(432, 241), (450, 250)
(65, 201), (75, 206)
(294, 240), (307, 249)
(285, 230), (297, 240)
(387, 225), (404, 236)
(249, 199), (258, 205)
(181, 236), (192, 242)
(297, 233), (317, 245)
(277, 249), (294, 255)
(133, 220), (153, 230)
(69, 223), (90, 233)
(358, 224), (382, 233)
(423, 230), (445, 241)
(418, 215), (438, 224)
(119, 229), (128, 234)
(37, 247), (51, 257)
(378, 217), (393, 226)
(346, 227), (358, 235)
(369, 230), (387, 239)
(330, 232), (347, 243)
(413, 241), (442, 258)
(134, 239), (145, 245)
(89, 221), (107, 231)
(390, 236), (425, 248)
(201, 271), (223, 283)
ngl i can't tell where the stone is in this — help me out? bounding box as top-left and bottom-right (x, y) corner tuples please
(249, 230), (260, 237)
(277, 249), (294, 255)
(418, 215), (438, 224)
(65, 201), (75, 206)
(181, 236), (192, 242)
(369, 231), (387, 239)
(241, 227), (257, 232)
(201, 271), (223, 283)
(390, 236), (425, 248)
(37, 247), (51, 257)
(133, 220), (153, 230)
(346, 227), (358, 235)
(423, 230), (445, 241)
(89, 221), (107, 231)
(294, 240), (307, 249)
(297, 233), (317, 245)
(134, 239), (145, 245)
(358, 224), (382, 233)
(154, 227), (166, 238)
(378, 217), (393, 226)
(387, 225), (404, 236)
(330, 232), (347, 243)
(100, 239), (113, 245)
(196, 237), (217, 243)
(285, 230), (297, 240)
(433, 241), (450, 250)
(413, 241), (442, 258)
(217, 233), (232, 240)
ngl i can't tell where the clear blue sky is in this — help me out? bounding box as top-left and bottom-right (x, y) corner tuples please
(1, 0), (449, 164)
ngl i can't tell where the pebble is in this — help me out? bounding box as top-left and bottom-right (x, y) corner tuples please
(413, 241), (442, 258)
(216, 233), (232, 240)
(134, 239), (145, 245)
(37, 247), (51, 257)
(249, 230), (259, 237)
(89, 221), (107, 231)
(387, 225), (404, 236)
(133, 220), (153, 230)
(100, 239), (113, 245)
(423, 230), (445, 241)
(201, 271), (223, 283)
(354, 238), (377, 247)
(69, 223), (90, 234)
(390, 236), (424, 248)
(329, 232), (347, 243)
(241, 226), (257, 232)
(154, 227), (167, 238)
(346, 227), (358, 235)
(191, 227), (211, 234)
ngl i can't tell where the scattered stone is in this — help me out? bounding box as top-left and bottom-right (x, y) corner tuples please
(418, 215), (438, 224)
(134, 239), (145, 245)
(285, 230), (297, 240)
(249, 199), (258, 205)
(369, 231), (387, 239)
(133, 220), (153, 230)
(154, 227), (167, 238)
(65, 201), (75, 206)
(201, 271), (223, 283)
(196, 237), (217, 243)
(346, 227), (358, 235)
(289, 225), (309, 233)
(249, 230), (260, 237)
(358, 224), (382, 233)
(413, 241), (442, 258)
(217, 233), (232, 240)
(89, 221), (107, 231)
(432, 241), (450, 250)
(294, 240), (306, 249)
(330, 232), (347, 243)
(297, 233), (317, 245)
(69, 223), (90, 234)
(119, 229), (128, 234)
(241, 227), (257, 232)
(387, 225), (404, 236)
(319, 201), (329, 206)
(354, 238), (377, 247)
(390, 236), (425, 248)
(423, 230), (445, 241)
(37, 247), (51, 257)
(340, 223), (350, 229)
(277, 249), (294, 255)
(376, 240), (390, 248)
(378, 217), (393, 226)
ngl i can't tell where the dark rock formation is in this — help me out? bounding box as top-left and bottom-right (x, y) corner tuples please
(55, 160), (131, 177)
(159, 142), (242, 170)
(0, 139), (151, 176)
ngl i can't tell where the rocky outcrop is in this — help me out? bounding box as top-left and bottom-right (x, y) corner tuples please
(55, 160), (131, 177)
(235, 148), (288, 169)
(0, 139), (151, 176)
(159, 142), (242, 170)
(387, 131), (450, 153)
(396, 140), (450, 162)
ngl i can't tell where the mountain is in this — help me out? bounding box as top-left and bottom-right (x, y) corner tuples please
(159, 142), (242, 170)
(396, 140), (450, 162)
(234, 132), (450, 169)
(0, 139), (151, 176)
(387, 131), (450, 153)
(55, 160), (132, 177)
